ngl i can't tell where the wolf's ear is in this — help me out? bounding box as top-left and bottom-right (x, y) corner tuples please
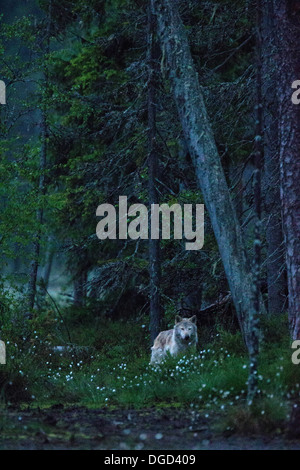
(175, 315), (182, 324)
(189, 315), (197, 324)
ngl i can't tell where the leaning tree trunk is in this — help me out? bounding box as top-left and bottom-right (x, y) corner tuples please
(262, 0), (286, 315)
(148, 0), (161, 344)
(153, 0), (266, 349)
(274, 1), (300, 339)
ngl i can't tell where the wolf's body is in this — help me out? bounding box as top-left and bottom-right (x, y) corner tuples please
(150, 315), (198, 364)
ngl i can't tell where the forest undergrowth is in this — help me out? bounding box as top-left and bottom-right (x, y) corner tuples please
(0, 293), (299, 436)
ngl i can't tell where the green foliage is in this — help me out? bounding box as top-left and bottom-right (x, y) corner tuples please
(260, 313), (290, 346)
(213, 327), (246, 355)
(1, 0), (234, 318)
(0, 310), (298, 438)
(0, 0), (294, 442)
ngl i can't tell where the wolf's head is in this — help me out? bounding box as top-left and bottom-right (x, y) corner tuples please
(174, 315), (197, 343)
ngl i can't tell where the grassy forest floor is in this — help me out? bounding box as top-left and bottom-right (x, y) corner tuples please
(1, 306), (300, 450)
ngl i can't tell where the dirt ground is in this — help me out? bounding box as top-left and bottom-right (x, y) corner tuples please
(1, 406), (300, 450)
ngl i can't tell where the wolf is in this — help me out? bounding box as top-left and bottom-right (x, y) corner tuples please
(150, 315), (198, 364)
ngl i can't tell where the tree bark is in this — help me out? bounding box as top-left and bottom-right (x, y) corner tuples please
(26, 1), (52, 315)
(26, 110), (48, 314)
(247, 0), (263, 406)
(262, 0), (286, 315)
(148, 0), (161, 344)
(153, 0), (266, 348)
(274, 1), (300, 338)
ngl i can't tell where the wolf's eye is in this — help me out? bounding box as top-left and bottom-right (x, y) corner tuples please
(188, 327), (192, 330)
(180, 327), (184, 330)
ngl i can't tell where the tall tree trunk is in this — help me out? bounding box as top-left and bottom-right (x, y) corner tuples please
(73, 270), (87, 307)
(247, 0), (263, 405)
(26, 0), (51, 315)
(153, 0), (266, 349)
(274, 1), (300, 338)
(262, 0), (286, 315)
(148, 0), (161, 344)
(26, 110), (48, 314)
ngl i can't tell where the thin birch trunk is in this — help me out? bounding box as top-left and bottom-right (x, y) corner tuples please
(26, 1), (51, 315)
